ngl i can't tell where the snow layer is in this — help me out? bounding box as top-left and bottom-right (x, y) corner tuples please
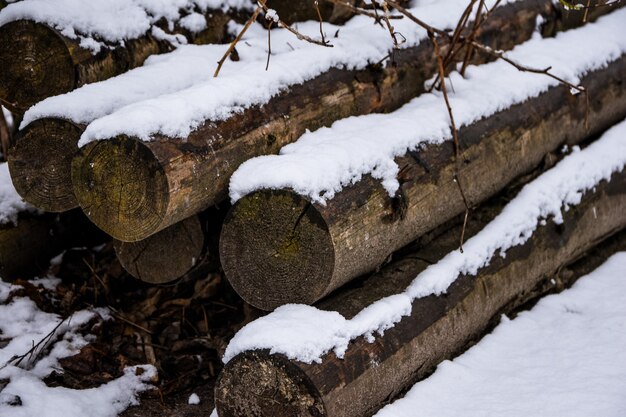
(77, 0), (513, 145)
(374, 252), (626, 417)
(0, 163), (36, 225)
(0, 0), (251, 53)
(22, 43), (257, 128)
(229, 8), (626, 203)
(0, 278), (156, 417)
(223, 117), (626, 364)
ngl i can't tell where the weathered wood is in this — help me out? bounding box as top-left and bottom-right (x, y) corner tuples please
(72, 0), (571, 242)
(219, 55), (626, 310)
(270, 0), (408, 25)
(215, 169), (626, 417)
(0, 12), (231, 113)
(114, 207), (224, 284)
(9, 118), (85, 211)
(0, 209), (106, 280)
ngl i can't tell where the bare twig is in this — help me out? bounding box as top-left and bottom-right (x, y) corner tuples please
(429, 32), (470, 252)
(214, 6), (262, 77)
(314, 0), (327, 45)
(266, 21), (273, 71)
(257, 0), (332, 47)
(326, 0), (404, 21)
(385, 0), (449, 37)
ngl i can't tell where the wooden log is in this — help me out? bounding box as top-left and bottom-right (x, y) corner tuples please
(219, 55), (626, 310)
(113, 207), (224, 284)
(215, 169), (626, 417)
(270, 0), (408, 25)
(72, 0), (569, 242)
(9, 118), (84, 211)
(0, 209), (106, 280)
(0, 12), (232, 113)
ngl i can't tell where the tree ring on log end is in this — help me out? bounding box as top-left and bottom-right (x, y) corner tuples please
(72, 137), (169, 242)
(114, 215), (205, 284)
(220, 190), (335, 311)
(215, 350), (326, 417)
(0, 20), (75, 112)
(9, 118), (83, 212)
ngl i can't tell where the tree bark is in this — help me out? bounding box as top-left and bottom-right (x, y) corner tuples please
(215, 169), (626, 417)
(71, 0), (571, 242)
(0, 12), (232, 113)
(113, 207), (225, 284)
(219, 55), (626, 310)
(0, 209), (106, 280)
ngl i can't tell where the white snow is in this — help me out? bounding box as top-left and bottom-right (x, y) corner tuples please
(188, 393), (201, 405)
(223, 117), (626, 364)
(21, 43), (251, 128)
(229, 8), (626, 203)
(0, 0), (251, 53)
(0, 163), (37, 226)
(77, 0), (515, 145)
(374, 252), (626, 417)
(0, 277), (157, 417)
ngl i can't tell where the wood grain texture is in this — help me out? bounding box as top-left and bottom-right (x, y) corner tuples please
(220, 55), (626, 310)
(215, 169), (626, 417)
(72, 0), (564, 242)
(8, 118), (85, 211)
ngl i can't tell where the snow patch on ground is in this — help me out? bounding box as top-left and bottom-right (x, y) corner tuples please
(374, 252), (626, 417)
(229, 9), (626, 204)
(77, 0), (513, 145)
(223, 118), (626, 364)
(0, 163), (37, 226)
(0, 277), (156, 417)
(0, 0), (251, 53)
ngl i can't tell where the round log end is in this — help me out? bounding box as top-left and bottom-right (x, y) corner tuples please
(215, 350), (326, 417)
(71, 137), (169, 242)
(8, 118), (82, 212)
(114, 215), (205, 284)
(0, 20), (75, 113)
(220, 190), (335, 311)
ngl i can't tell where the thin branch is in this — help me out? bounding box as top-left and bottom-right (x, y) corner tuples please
(214, 6), (262, 77)
(257, 0), (332, 47)
(385, 0), (449, 38)
(429, 32), (470, 252)
(326, 0), (404, 21)
(314, 0), (327, 45)
(266, 21), (273, 71)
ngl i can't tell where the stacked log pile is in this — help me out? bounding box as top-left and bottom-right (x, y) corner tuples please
(1, 0), (625, 416)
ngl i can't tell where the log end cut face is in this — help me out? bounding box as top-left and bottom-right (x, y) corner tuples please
(114, 215), (205, 284)
(72, 137), (169, 242)
(9, 118), (82, 212)
(220, 190), (335, 311)
(215, 351), (326, 417)
(0, 20), (75, 113)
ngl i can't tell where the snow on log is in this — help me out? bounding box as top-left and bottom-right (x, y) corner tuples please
(0, 163), (104, 279)
(215, 128), (626, 416)
(220, 27), (626, 309)
(71, 0), (563, 242)
(0, 0), (246, 113)
(113, 207), (224, 284)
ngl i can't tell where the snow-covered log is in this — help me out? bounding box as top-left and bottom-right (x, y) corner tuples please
(70, 0), (564, 242)
(113, 209), (223, 284)
(220, 51), (626, 310)
(215, 139), (626, 417)
(0, 2), (237, 113)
